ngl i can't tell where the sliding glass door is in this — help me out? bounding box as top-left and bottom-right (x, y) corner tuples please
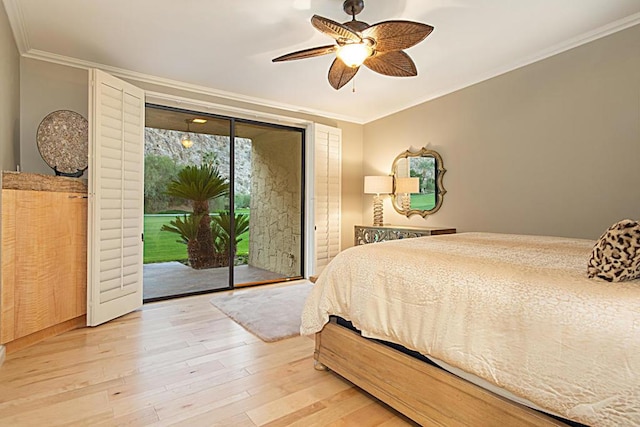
(142, 105), (304, 300)
(233, 122), (304, 287)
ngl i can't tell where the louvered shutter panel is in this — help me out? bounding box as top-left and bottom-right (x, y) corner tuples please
(314, 124), (341, 274)
(87, 69), (144, 326)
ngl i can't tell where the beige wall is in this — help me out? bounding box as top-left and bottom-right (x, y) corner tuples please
(19, 58), (88, 175)
(336, 120), (364, 249)
(0, 2), (19, 171)
(363, 24), (640, 240)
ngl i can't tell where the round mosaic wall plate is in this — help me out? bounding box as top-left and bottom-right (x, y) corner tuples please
(36, 110), (89, 177)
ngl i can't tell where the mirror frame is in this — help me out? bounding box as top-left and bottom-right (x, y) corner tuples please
(391, 147), (447, 218)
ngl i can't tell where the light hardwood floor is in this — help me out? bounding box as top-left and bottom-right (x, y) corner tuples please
(0, 290), (416, 426)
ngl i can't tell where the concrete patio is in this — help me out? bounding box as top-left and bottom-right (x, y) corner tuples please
(143, 262), (287, 300)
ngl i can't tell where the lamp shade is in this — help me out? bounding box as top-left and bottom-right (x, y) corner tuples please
(395, 177), (419, 194)
(364, 175), (393, 194)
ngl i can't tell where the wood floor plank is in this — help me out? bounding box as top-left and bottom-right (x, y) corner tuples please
(162, 411), (257, 427)
(109, 367), (251, 417)
(333, 401), (415, 426)
(154, 390), (251, 423)
(245, 373), (354, 425)
(100, 406), (160, 427)
(0, 391), (111, 426)
(0, 361), (109, 402)
(283, 388), (374, 427)
(152, 364), (324, 425)
(0, 287), (409, 426)
(0, 377), (124, 419)
(110, 359), (226, 402)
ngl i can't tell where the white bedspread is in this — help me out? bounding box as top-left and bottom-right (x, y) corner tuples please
(301, 232), (640, 427)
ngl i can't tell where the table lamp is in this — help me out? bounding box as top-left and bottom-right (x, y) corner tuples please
(364, 175), (393, 226)
(395, 177), (420, 212)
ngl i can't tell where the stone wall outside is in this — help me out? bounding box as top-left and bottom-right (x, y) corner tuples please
(248, 135), (301, 277)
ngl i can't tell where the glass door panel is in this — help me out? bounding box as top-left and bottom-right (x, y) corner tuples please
(143, 105), (231, 300)
(233, 121), (304, 287)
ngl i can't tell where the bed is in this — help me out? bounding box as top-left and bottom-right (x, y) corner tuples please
(301, 232), (640, 427)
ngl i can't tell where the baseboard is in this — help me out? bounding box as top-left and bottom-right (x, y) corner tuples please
(4, 316), (86, 354)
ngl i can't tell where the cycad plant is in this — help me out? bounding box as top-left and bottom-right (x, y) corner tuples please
(211, 212), (251, 265)
(165, 163), (229, 269)
(160, 214), (203, 266)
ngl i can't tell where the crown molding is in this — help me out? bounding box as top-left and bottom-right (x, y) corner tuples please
(2, 0), (30, 54)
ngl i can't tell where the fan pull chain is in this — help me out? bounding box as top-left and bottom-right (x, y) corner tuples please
(352, 78), (356, 93)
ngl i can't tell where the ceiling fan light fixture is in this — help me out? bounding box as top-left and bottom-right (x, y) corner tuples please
(337, 42), (372, 68)
(273, 0), (433, 89)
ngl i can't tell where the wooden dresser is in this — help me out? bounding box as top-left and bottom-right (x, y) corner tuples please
(355, 224), (456, 245)
(1, 172), (87, 353)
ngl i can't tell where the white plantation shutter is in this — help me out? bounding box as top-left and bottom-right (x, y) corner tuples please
(314, 124), (341, 274)
(87, 69), (144, 326)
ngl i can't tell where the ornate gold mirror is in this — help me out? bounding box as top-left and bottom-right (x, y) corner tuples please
(391, 147), (447, 218)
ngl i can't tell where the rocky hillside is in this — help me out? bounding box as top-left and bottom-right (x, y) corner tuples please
(144, 128), (252, 194)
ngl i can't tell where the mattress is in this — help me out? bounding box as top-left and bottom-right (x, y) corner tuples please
(301, 232), (640, 427)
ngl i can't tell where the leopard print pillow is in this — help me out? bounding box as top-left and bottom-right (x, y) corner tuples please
(587, 219), (640, 282)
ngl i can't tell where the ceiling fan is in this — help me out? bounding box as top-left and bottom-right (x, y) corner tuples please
(273, 0), (434, 90)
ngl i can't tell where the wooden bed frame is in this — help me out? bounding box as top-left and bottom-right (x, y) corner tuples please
(315, 318), (570, 427)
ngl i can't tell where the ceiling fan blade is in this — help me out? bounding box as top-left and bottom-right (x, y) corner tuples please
(272, 45), (337, 62)
(311, 15), (361, 43)
(328, 58), (359, 90)
(364, 51), (417, 77)
(362, 21), (434, 52)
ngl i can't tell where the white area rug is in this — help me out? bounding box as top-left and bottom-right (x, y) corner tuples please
(209, 281), (313, 342)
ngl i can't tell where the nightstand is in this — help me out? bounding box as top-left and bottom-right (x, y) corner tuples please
(354, 224), (456, 245)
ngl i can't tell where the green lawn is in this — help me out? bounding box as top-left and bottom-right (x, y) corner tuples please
(144, 214), (249, 264)
(410, 193), (436, 211)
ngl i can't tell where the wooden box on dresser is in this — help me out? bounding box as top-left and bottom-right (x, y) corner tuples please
(1, 172), (87, 354)
(354, 224), (456, 246)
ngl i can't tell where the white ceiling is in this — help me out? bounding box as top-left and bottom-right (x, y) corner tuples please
(4, 0), (640, 124)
